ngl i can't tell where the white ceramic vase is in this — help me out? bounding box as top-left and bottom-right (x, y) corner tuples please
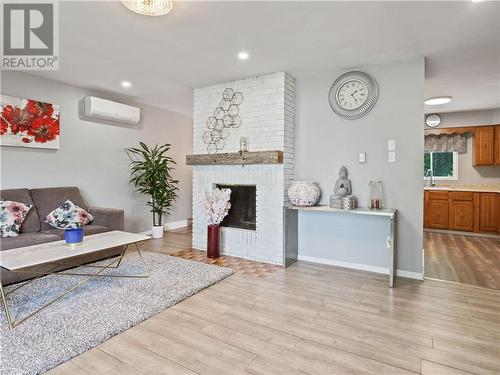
(151, 225), (164, 239)
(288, 181), (321, 207)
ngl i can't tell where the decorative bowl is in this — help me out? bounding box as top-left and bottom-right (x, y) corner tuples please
(288, 181), (321, 207)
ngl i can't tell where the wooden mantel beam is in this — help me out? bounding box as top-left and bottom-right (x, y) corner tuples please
(186, 150), (283, 166)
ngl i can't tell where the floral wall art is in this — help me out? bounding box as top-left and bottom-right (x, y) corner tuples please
(0, 95), (60, 149)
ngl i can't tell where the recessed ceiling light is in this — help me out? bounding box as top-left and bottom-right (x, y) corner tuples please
(238, 51), (249, 61)
(425, 96), (452, 106)
(471, 0), (483, 3)
(121, 81), (132, 88)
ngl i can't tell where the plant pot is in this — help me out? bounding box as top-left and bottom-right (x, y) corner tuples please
(64, 228), (84, 244)
(151, 225), (164, 239)
(207, 224), (220, 259)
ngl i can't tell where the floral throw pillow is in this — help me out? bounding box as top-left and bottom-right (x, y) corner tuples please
(44, 199), (94, 229)
(0, 200), (33, 238)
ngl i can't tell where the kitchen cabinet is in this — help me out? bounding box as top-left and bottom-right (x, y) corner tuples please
(424, 190), (499, 234)
(426, 191), (449, 229)
(449, 201), (474, 231)
(479, 193), (498, 233)
(474, 126), (495, 166)
(495, 126), (500, 165)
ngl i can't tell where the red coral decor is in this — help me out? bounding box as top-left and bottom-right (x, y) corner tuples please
(0, 95), (60, 149)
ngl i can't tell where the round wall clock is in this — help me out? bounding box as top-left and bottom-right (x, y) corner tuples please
(328, 71), (379, 120)
(425, 114), (441, 127)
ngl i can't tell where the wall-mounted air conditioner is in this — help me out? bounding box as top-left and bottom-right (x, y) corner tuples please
(84, 96), (140, 125)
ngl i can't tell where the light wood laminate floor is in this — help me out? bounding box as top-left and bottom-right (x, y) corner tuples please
(424, 231), (500, 290)
(49, 228), (500, 375)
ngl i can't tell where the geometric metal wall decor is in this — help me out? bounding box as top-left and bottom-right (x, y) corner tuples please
(203, 88), (243, 154)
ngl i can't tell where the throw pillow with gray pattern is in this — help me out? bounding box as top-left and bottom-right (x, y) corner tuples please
(44, 199), (94, 229)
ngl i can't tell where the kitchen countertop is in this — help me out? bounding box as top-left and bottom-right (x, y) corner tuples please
(424, 184), (500, 193)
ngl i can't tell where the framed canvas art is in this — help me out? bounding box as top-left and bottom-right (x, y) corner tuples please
(0, 95), (60, 149)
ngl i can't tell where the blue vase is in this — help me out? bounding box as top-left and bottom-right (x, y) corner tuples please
(64, 228), (84, 244)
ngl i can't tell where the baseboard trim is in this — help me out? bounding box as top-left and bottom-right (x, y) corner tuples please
(164, 219), (189, 231)
(424, 228), (500, 239)
(297, 255), (424, 280)
(137, 219), (189, 236)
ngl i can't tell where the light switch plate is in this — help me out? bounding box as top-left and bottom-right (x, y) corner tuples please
(388, 151), (396, 162)
(358, 152), (366, 163)
(388, 140), (396, 151)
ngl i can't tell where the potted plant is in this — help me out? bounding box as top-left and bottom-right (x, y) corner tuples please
(127, 142), (179, 239)
(203, 188), (231, 258)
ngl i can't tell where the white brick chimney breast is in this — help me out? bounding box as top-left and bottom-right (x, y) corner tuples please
(191, 72), (296, 265)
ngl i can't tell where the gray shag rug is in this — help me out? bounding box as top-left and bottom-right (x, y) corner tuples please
(0, 252), (233, 375)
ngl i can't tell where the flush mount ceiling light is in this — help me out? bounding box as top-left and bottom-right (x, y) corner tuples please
(425, 96), (452, 106)
(238, 51), (249, 61)
(121, 0), (173, 16)
(121, 80), (132, 88)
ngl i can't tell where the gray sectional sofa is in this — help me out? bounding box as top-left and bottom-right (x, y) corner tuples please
(0, 187), (124, 285)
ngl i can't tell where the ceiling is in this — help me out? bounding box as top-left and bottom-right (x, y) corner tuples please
(29, 1), (500, 115)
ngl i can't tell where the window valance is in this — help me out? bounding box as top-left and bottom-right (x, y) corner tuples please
(424, 133), (467, 154)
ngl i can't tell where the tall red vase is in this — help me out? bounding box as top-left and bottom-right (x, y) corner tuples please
(207, 224), (221, 259)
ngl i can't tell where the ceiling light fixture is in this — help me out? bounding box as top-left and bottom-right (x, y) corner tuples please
(238, 51), (249, 61)
(471, 0), (483, 3)
(425, 96), (452, 106)
(121, 81), (132, 88)
(121, 0), (173, 16)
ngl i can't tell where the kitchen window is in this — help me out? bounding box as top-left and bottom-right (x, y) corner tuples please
(424, 151), (458, 180)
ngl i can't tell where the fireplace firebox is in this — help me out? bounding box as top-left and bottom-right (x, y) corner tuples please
(216, 184), (256, 230)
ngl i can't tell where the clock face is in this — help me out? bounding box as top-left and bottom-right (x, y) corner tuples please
(426, 114), (441, 127)
(336, 80), (368, 110)
(328, 71), (379, 120)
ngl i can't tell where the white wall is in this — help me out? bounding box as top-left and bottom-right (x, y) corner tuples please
(295, 57), (425, 276)
(433, 108), (500, 127)
(0, 72), (193, 233)
(493, 108), (500, 123)
(426, 108), (500, 184)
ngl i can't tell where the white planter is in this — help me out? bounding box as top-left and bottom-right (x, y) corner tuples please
(288, 181), (321, 207)
(151, 225), (164, 239)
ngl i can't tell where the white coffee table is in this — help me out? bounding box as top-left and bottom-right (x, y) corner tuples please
(0, 230), (150, 330)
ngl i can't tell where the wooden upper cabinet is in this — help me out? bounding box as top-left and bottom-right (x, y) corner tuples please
(479, 193), (498, 233)
(473, 126), (495, 166)
(495, 126), (500, 165)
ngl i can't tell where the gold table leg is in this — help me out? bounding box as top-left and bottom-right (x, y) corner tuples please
(0, 282), (14, 330)
(0, 242), (149, 330)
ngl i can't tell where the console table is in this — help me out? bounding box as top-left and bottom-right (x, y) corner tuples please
(284, 206), (398, 287)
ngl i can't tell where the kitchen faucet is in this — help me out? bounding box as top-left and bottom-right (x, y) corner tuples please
(425, 168), (435, 187)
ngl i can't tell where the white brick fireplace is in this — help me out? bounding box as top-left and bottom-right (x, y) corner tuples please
(191, 72), (295, 265)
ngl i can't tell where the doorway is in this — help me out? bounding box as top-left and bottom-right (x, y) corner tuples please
(423, 124), (500, 290)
